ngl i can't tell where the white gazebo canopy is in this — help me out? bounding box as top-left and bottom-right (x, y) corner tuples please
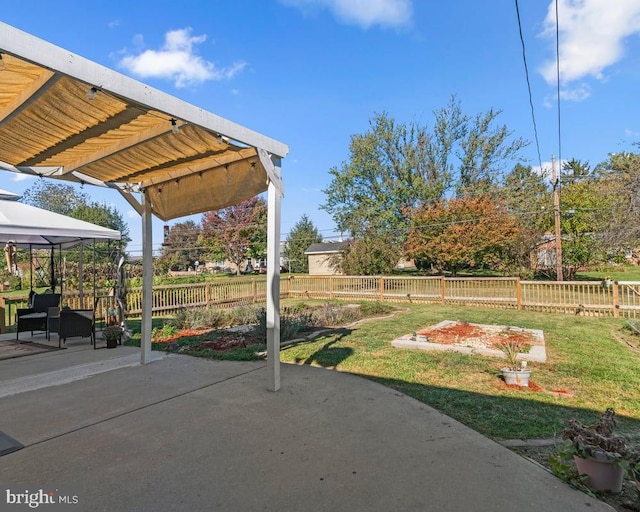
(0, 188), (121, 248)
(0, 22), (288, 390)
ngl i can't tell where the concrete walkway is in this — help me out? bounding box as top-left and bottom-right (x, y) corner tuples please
(0, 344), (612, 511)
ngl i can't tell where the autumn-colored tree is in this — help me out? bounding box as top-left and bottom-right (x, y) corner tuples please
(406, 196), (523, 275)
(200, 197), (267, 276)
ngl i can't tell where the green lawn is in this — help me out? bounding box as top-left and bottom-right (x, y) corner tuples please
(577, 265), (640, 282)
(276, 303), (640, 441)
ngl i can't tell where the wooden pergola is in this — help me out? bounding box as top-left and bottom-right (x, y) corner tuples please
(0, 22), (289, 390)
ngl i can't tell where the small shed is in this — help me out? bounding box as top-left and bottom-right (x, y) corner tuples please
(304, 242), (348, 276)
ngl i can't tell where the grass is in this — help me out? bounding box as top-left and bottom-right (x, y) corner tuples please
(577, 265), (640, 282)
(275, 303), (640, 441)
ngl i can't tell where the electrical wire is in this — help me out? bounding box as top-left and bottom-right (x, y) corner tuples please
(555, 0), (563, 169)
(514, 0), (543, 172)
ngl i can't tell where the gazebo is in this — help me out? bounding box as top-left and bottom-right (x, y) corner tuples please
(0, 187), (121, 300)
(0, 23), (289, 390)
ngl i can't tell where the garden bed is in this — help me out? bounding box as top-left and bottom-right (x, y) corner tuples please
(391, 320), (546, 362)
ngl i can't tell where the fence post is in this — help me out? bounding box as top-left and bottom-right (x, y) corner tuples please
(612, 281), (619, 318)
(329, 277), (334, 300)
(516, 278), (522, 310)
(379, 276), (384, 301)
(252, 279), (257, 304)
(441, 277), (446, 305)
(0, 295), (5, 334)
(205, 283), (210, 307)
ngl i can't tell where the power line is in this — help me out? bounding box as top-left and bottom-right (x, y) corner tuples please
(555, 0), (563, 166)
(514, 0), (543, 172)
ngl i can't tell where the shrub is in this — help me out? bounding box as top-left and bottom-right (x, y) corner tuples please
(312, 303), (360, 326)
(227, 305), (262, 326)
(170, 307), (227, 330)
(254, 307), (317, 342)
(359, 301), (393, 316)
(152, 323), (178, 340)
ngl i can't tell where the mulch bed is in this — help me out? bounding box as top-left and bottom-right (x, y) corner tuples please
(417, 321), (536, 350)
(153, 328), (263, 352)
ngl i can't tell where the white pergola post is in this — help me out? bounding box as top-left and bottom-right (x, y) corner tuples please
(140, 192), (153, 364)
(266, 157), (282, 392)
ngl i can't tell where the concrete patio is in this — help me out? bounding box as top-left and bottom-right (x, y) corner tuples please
(0, 333), (612, 511)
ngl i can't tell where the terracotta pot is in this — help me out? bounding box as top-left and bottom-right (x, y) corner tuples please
(501, 368), (531, 387)
(574, 455), (624, 493)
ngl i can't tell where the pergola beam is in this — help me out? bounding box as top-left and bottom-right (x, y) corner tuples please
(0, 22), (288, 159)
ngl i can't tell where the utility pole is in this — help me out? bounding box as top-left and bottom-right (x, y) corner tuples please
(552, 155), (563, 281)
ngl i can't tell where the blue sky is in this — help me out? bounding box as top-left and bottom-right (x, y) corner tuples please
(2, 0), (640, 255)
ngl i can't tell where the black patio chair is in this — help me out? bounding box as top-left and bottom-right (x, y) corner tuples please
(16, 292), (61, 342)
(58, 309), (95, 349)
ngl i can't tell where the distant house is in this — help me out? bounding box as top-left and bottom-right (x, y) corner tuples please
(533, 234), (557, 269)
(304, 242), (348, 276)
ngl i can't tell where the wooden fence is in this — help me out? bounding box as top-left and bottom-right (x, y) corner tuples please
(2, 276), (639, 332)
(286, 276), (640, 319)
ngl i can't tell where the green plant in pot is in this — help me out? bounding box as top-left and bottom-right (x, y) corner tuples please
(102, 325), (121, 349)
(557, 408), (630, 493)
(499, 338), (530, 387)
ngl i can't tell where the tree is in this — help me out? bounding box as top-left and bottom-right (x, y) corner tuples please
(22, 181), (89, 215)
(200, 196), (267, 276)
(457, 109), (528, 197)
(340, 231), (403, 276)
(322, 111), (448, 242)
(562, 158), (592, 181)
(284, 215), (322, 273)
(500, 163), (552, 233)
(157, 221), (202, 272)
(405, 196), (523, 275)
(322, 97), (528, 246)
(595, 150), (640, 252)
(70, 202), (130, 246)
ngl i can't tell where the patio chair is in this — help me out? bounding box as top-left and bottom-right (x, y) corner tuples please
(16, 292), (61, 342)
(47, 306), (60, 341)
(58, 309), (95, 348)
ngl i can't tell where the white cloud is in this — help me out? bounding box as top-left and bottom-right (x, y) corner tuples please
(126, 210), (138, 220)
(281, 0), (412, 29)
(559, 83), (591, 102)
(531, 161), (552, 179)
(532, 159), (568, 180)
(119, 28), (246, 88)
(539, 0), (640, 85)
(543, 83), (591, 107)
(12, 173), (32, 182)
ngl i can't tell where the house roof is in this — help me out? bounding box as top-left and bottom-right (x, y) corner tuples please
(0, 22), (288, 221)
(304, 242), (348, 255)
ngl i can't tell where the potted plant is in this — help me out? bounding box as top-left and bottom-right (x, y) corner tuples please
(499, 338), (530, 387)
(560, 408), (629, 493)
(102, 325), (121, 349)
